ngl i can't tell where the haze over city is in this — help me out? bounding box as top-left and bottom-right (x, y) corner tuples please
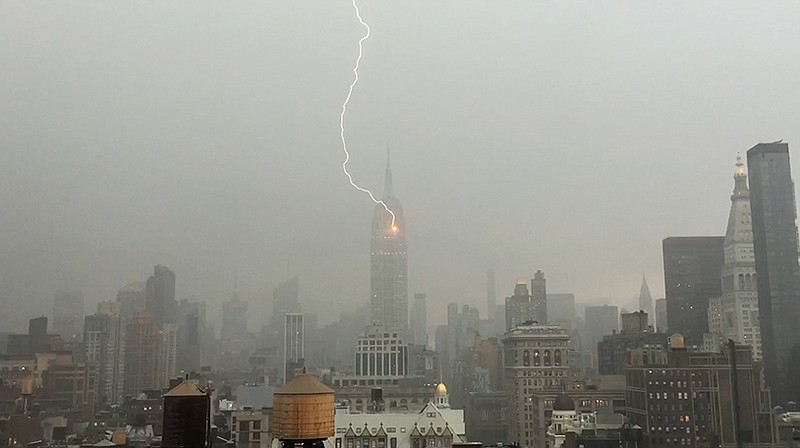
(2, 1), (800, 332)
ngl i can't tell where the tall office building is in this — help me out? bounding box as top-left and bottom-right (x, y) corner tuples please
(53, 289), (84, 342)
(272, 276), (300, 328)
(655, 298), (668, 332)
(531, 270), (547, 324)
(410, 293), (428, 346)
(708, 156), (762, 359)
(747, 141), (800, 403)
(370, 153), (408, 333)
(505, 281), (534, 331)
(637, 275), (653, 326)
(626, 340), (775, 447)
(502, 324), (570, 448)
(124, 313), (159, 395)
(221, 293), (248, 354)
(546, 293), (576, 331)
(116, 282), (146, 324)
(662, 237), (724, 346)
(487, 269), (496, 321)
(29, 315), (49, 354)
(283, 313), (304, 384)
(146, 265), (177, 325)
(176, 299), (206, 373)
(124, 313), (176, 394)
(84, 302), (125, 404)
(584, 305), (619, 355)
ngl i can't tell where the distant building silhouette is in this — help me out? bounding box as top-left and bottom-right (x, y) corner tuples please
(370, 151), (408, 334)
(84, 302), (125, 404)
(747, 141), (800, 404)
(145, 265), (176, 325)
(487, 269), (496, 321)
(272, 276), (300, 329)
(662, 236), (723, 347)
(637, 275), (653, 326)
(655, 298), (667, 332)
(283, 313), (304, 384)
(53, 289), (84, 342)
(410, 293), (428, 346)
(531, 270), (548, 324)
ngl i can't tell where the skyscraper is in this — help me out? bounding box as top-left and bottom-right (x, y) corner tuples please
(53, 289), (84, 342)
(505, 281), (533, 331)
(531, 270), (547, 324)
(708, 156), (762, 359)
(370, 153), (408, 333)
(747, 141), (800, 403)
(637, 275), (653, 325)
(221, 293), (248, 354)
(487, 269), (496, 321)
(655, 298), (667, 332)
(84, 302), (125, 404)
(283, 313), (304, 384)
(410, 293), (427, 346)
(146, 265), (176, 325)
(116, 282), (146, 324)
(272, 276), (300, 329)
(583, 305), (618, 358)
(662, 237), (724, 346)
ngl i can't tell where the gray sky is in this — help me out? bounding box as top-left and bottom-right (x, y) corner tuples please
(2, 1), (800, 331)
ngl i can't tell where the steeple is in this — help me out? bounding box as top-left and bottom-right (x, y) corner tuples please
(733, 154), (748, 196)
(384, 147), (393, 199)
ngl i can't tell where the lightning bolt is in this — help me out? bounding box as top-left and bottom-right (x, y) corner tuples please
(339, 0), (398, 232)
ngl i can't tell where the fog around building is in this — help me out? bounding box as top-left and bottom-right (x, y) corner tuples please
(2, 1), (800, 331)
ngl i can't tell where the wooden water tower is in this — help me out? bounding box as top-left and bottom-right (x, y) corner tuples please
(273, 367), (334, 448)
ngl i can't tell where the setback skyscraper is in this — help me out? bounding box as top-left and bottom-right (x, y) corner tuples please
(747, 141), (800, 403)
(662, 237), (723, 346)
(370, 153), (408, 333)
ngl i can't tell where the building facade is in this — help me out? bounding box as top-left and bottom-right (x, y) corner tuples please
(707, 156), (762, 360)
(531, 270), (548, 324)
(83, 303), (125, 405)
(505, 281), (534, 331)
(502, 324), (570, 448)
(747, 141), (800, 404)
(655, 299), (667, 333)
(662, 237), (724, 347)
(625, 340), (775, 448)
(370, 154), (408, 334)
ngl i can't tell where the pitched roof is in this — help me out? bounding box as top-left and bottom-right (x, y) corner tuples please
(164, 380), (206, 397)
(276, 371), (334, 395)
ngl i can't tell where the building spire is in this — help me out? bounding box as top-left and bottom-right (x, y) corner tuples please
(384, 145), (393, 198)
(733, 153), (748, 195)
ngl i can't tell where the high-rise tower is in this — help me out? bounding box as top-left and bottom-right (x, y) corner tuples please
(370, 151), (408, 333)
(146, 265), (176, 325)
(638, 275), (654, 325)
(709, 156), (762, 359)
(747, 141), (800, 403)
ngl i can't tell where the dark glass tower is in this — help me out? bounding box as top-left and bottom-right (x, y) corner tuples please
(662, 237), (724, 346)
(747, 141), (800, 403)
(145, 265), (176, 325)
(370, 153), (408, 333)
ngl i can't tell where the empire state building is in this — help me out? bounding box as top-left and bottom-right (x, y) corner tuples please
(370, 154), (408, 334)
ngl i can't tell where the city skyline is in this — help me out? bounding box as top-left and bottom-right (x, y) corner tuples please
(3, 2), (800, 332)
